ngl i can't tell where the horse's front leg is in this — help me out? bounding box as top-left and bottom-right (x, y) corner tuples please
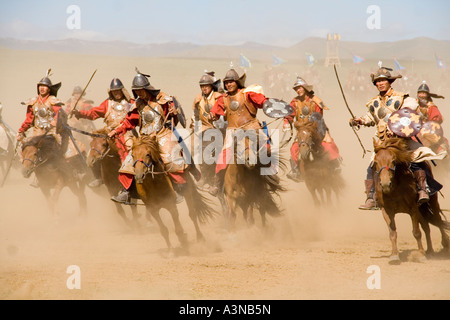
(411, 210), (427, 260)
(148, 206), (172, 251)
(167, 203), (188, 249)
(381, 208), (400, 264)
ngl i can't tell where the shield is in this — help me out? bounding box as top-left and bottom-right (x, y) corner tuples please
(172, 96), (186, 128)
(419, 121), (444, 146)
(262, 98), (294, 119)
(387, 107), (423, 138)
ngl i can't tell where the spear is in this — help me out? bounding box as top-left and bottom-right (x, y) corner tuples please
(70, 69), (97, 116)
(333, 64), (368, 157)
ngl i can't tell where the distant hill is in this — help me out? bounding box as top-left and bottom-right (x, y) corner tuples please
(1, 37), (449, 62)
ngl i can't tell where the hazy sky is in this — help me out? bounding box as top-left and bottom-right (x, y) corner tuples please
(1, 0), (449, 46)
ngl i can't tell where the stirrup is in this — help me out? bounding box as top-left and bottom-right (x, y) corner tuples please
(111, 190), (130, 204)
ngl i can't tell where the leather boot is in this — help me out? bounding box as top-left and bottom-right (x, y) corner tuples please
(88, 162), (103, 188)
(111, 187), (130, 204)
(413, 169), (429, 205)
(208, 171), (224, 197)
(358, 179), (379, 210)
(287, 159), (302, 182)
(173, 183), (185, 204)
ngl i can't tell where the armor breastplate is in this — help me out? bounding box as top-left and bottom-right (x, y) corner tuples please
(105, 99), (132, 128)
(197, 92), (220, 127)
(367, 93), (405, 124)
(33, 98), (55, 130)
(224, 90), (258, 129)
(139, 102), (163, 135)
(294, 98), (316, 121)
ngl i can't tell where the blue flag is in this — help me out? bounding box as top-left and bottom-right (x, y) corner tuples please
(352, 54), (364, 64)
(435, 54), (447, 70)
(393, 58), (405, 71)
(305, 53), (315, 66)
(239, 54), (251, 68)
(272, 55), (285, 66)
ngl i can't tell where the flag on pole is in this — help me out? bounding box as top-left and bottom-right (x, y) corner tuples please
(435, 54), (447, 70)
(272, 54), (285, 66)
(239, 54), (251, 68)
(393, 57), (405, 71)
(305, 52), (315, 66)
(352, 54), (364, 64)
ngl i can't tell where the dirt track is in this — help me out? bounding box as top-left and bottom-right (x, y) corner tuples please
(1, 165), (449, 300)
(1, 50), (449, 300)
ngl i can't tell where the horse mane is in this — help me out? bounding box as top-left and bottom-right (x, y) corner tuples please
(22, 134), (59, 154)
(93, 127), (109, 136)
(132, 135), (162, 160)
(374, 137), (414, 164)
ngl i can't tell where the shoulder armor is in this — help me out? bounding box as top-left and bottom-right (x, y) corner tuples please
(156, 92), (173, 105)
(47, 96), (64, 106)
(24, 97), (38, 106)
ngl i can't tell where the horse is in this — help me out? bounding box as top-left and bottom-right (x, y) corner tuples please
(87, 128), (141, 229)
(0, 123), (17, 182)
(294, 120), (344, 206)
(220, 129), (287, 230)
(373, 137), (450, 264)
(21, 134), (87, 216)
(131, 135), (216, 251)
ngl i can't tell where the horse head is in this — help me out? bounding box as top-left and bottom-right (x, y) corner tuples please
(131, 135), (161, 184)
(21, 135), (58, 178)
(373, 137), (413, 194)
(295, 120), (321, 161)
(88, 129), (112, 167)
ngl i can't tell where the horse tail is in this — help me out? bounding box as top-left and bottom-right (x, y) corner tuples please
(187, 175), (218, 224)
(257, 173), (286, 217)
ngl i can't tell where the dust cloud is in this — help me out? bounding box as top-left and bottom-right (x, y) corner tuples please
(1, 48), (449, 300)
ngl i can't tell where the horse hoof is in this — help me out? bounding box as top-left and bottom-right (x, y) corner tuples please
(388, 255), (401, 265)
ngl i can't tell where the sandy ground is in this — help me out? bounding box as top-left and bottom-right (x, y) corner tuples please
(0, 49), (449, 300)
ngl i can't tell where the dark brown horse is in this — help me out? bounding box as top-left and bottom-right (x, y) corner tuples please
(87, 129), (141, 229)
(21, 134), (87, 216)
(373, 137), (450, 264)
(221, 130), (287, 230)
(295, 120), (344, 206)
(132, 135), (216, 251)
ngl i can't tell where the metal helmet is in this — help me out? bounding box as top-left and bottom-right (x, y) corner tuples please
(199, 71), (221, 92)
(37, 69), (61, 97)
(131, 67), (160, 98)
(292, 76), (314, 93)
(72, 85), (85, 96)
(370, 61), (402, 85)
(417, 81), (444, 99)
(223, 68), (246, 89)
(110, 78), (124, 91)
(108, 77), (131, 102)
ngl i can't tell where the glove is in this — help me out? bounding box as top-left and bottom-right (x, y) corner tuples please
(71, 109), (82, 119)
(16, 132), (25, 142)
(349, 118), (362, 127)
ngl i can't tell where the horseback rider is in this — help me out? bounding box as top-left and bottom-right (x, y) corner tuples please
(189, 71), (223, 190)
(71, 78), (134, 188)
(284, 76), (342, 182)
(416, 81), (449, 153)
(350, 63), (444, 210)
(190, 71), (223, 133)
(16, 69), (64, 145)
(107, 69), (186, 205)
(207, 66), (273, 196)
(417, 81), (445, 124)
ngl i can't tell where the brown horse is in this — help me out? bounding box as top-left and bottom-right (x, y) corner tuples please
(87, 129), (141, 229)
(373, 137), (450, 264)
(21, 134), (87, 216)
(221, 130), (287, 230)
(132, 135), (216, 251)
(295, 120), (344, 206)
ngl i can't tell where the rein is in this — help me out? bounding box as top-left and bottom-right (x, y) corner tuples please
(378, 165), (396, 175)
